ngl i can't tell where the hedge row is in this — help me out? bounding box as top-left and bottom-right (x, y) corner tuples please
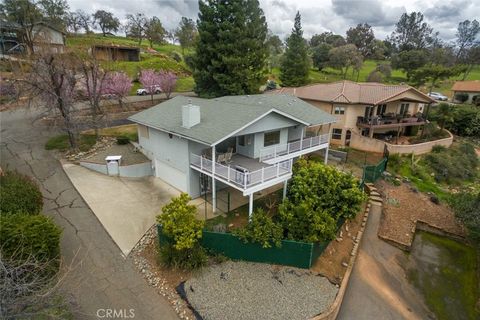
(0, 171), (43, 215)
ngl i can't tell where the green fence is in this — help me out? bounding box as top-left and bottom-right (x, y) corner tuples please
(362, 157), (387, 184)
(157, 225), (328, 269)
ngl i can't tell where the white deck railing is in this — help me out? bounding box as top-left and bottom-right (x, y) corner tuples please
(259, 133), (329, 162)
(190, 154), (292, 190)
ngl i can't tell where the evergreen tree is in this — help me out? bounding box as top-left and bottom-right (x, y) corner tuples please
(193, 0), (268, 97)
(280, 12), (309, 87)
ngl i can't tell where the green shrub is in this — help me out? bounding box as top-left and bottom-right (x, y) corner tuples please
(116, 135), (130, 145)
(279, 200), (337, 243)
(454, 92), (469, 103)
(449, 191), (480, 245)
(156, 194), (206, 270)
(431, 145), (447, 153)
(0, 214), (62, 264)
(424, 142), (478, 183)
(278, 159), (366, 243)
(233, 208), (283, 248)
(170, 51), (182, 62)
(158, 243), (207, 270)
(0, 171), (43, 215)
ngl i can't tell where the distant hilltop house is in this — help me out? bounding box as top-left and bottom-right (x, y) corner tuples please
(90, 44), (140, 62)
(0, 21), (65, 55)
(451, 80), (480, 105)
(274, 81), (435, 146)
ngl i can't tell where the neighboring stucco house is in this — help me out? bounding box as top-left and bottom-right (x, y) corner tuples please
(274, 81), (435, 146)
(128, 94), (336, 216)
(0, 21), (65, 54)
(452, 80), (480, 104)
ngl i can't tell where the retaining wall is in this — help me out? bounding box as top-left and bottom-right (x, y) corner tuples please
(79, 161), (153, 178)
(349, 130), (453, 155)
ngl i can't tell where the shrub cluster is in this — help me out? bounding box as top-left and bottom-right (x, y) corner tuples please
(0, 214), (62, 264)
(279, 159), (365, 243)
(430, 104), (480, 137)
(234, 208), (283, 248)
(156, 193), (207, 270)
(0, 170), (61, 272)
(424, 142), (478, 183)
(449, 191), (480, 245)
(0, 171), (43, 215)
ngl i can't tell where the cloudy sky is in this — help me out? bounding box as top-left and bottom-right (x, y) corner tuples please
(68, 0), (480, 42)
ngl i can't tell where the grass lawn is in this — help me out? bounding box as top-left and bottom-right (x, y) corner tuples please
(45, 125), (139, 152)
(45, 134), (96, 152)
(82, 124), (138, 142)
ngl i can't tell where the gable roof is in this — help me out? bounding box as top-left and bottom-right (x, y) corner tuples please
(452, 80), (480, 92)
(274, 80), (434, 105)
(128, 94), (336, 146)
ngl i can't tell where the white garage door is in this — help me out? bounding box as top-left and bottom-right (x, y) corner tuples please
(155, 159), (188, 192)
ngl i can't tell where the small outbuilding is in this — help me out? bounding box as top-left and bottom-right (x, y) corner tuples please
(91, 44), (140, 62)
(452, 80), (480, 104)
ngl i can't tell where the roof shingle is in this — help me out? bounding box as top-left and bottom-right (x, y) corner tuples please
(452, 80), (480, 92)
(128, 94), (336, 146)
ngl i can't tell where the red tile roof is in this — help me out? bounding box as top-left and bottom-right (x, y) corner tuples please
(274, 80), (434, 105)
(452, 80), (480, 92)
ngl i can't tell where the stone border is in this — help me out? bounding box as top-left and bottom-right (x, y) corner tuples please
(311, 184), (379, 320)
(378, 218), (466, 252)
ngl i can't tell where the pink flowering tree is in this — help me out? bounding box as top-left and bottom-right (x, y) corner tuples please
(158, 71), (177, 99)
(103, 72), (132, 109)
(139, 69), (161, 104)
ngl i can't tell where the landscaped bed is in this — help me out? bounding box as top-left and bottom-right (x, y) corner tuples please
(377, 179), (465, 248)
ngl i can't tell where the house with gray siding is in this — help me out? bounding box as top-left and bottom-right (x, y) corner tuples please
(128, 94), (336, 217)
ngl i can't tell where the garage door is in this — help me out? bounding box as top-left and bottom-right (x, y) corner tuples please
(155, 159), (188, 192)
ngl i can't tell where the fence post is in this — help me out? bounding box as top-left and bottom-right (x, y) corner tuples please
(244, 172), (247, 189)
(200, 156), (203, 170)
(227, 165), (230, 181)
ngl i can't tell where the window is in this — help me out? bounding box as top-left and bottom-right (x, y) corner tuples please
(399, 103), (410, 116)
(264, 131), (280, 147)
(238, 135), (245, 146)
(334, 106), (345, 115)
(364, 106), (374, 118)
(138, 125), (149, 139)
(376, 104), (387, 116)
(332, 128), (342, 140)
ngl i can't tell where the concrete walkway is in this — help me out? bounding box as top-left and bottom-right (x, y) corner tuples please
(337, 203), (431, 320)
(63, 163), (180, 256)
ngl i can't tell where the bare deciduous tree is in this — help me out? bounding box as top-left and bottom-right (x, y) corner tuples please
(18, 53), (79, 149)
(0, 250), (79, 319)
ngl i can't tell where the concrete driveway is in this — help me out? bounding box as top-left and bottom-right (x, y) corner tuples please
(63, 163), (180, 256)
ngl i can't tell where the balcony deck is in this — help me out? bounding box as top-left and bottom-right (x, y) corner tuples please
(190, 153), (292, 195)
(357, 116), (426, 129)
(259, 133), (329, 164)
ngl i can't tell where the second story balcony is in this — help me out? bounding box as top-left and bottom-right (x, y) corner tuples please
(357, 113), (426, 129)
(259, 133), (329, 164)
(190, 153), (293, 195)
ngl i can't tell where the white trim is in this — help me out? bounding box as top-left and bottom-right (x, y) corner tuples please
(130, 119), (212, 146)
(210, 108), (310, 146)
(262, 143), (329, 165)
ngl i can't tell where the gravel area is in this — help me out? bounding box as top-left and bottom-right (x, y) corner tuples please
(184, 261), (338, 320)
(82, 143), (149, 165)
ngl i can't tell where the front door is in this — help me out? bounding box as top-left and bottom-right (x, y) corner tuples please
(199, 173), (211, 195)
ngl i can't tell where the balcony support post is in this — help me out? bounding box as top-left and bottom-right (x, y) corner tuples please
(212, 146), (216, 213)
(248, 193), (254, 222)
(300, 127), (304, 150)
(324, 145), (329, 164)
(283, 180), (288, 200)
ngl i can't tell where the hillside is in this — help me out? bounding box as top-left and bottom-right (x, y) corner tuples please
(66, 34), (480, 96)
(66, 34), (195, 92)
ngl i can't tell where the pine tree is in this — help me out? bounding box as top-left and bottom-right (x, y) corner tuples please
(193, 0), (268, 97)
(280, 12), (310, 87)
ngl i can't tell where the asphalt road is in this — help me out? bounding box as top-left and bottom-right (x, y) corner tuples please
(337, 204), (432, 320)
(0, 106), (179, 320)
